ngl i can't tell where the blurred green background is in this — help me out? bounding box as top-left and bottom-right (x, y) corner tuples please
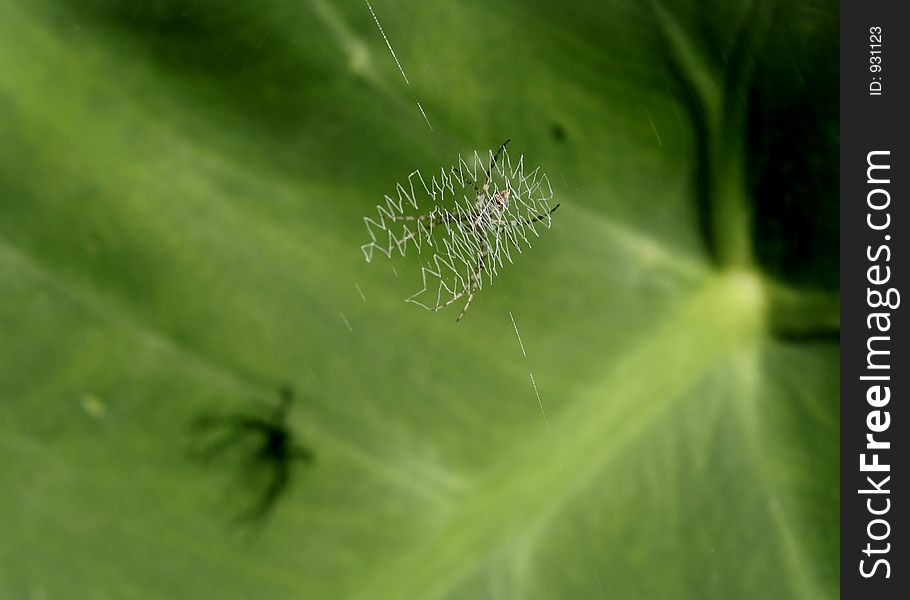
(0, 0), (839, 598)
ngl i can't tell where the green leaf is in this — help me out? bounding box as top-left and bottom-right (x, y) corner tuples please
(0, 0), (838, 598)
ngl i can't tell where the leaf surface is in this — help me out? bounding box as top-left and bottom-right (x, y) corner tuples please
(0, 0), (838, 598)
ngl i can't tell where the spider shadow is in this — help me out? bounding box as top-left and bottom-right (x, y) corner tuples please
(187, 386), (315, 530)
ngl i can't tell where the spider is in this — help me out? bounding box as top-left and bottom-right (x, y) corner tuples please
(390, 139), (560, 322)
(189, 386), (314, 522)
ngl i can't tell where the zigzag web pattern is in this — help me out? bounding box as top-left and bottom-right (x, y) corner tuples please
(362, 146), (557, 314)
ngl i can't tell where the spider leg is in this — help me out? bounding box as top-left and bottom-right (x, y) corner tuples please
(427, 210), (483, 238)
(435, 229), (487, 316)
(434, 265), (482, 320)
(394, 227), (422, 253)
(482, 139), (511, 195)
(393, 210), (462, 253)
(455, 278), (479, 322)
(435, 286), (466, 311)
(444, 210), (480, 224)
(390, 213), (435, 222)
(456, 241), (488, 322)
(496, 203), (561, 227)
(456, 165), (481, 195)
(396, 207), (470, 226)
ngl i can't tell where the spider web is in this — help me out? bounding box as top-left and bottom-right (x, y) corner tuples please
(361, 147), (556, 312)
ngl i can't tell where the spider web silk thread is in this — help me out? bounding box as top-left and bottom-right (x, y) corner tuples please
(363, 0), (435, 132)
(358, 6), (604, 596)
(509, 310), (527, 357)
(363, 0), (409, 85)
(361, 147), (556, 312)
(508, 313), (607, 599)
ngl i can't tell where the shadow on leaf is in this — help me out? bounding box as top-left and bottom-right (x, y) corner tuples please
(188, 386), (315, 527)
